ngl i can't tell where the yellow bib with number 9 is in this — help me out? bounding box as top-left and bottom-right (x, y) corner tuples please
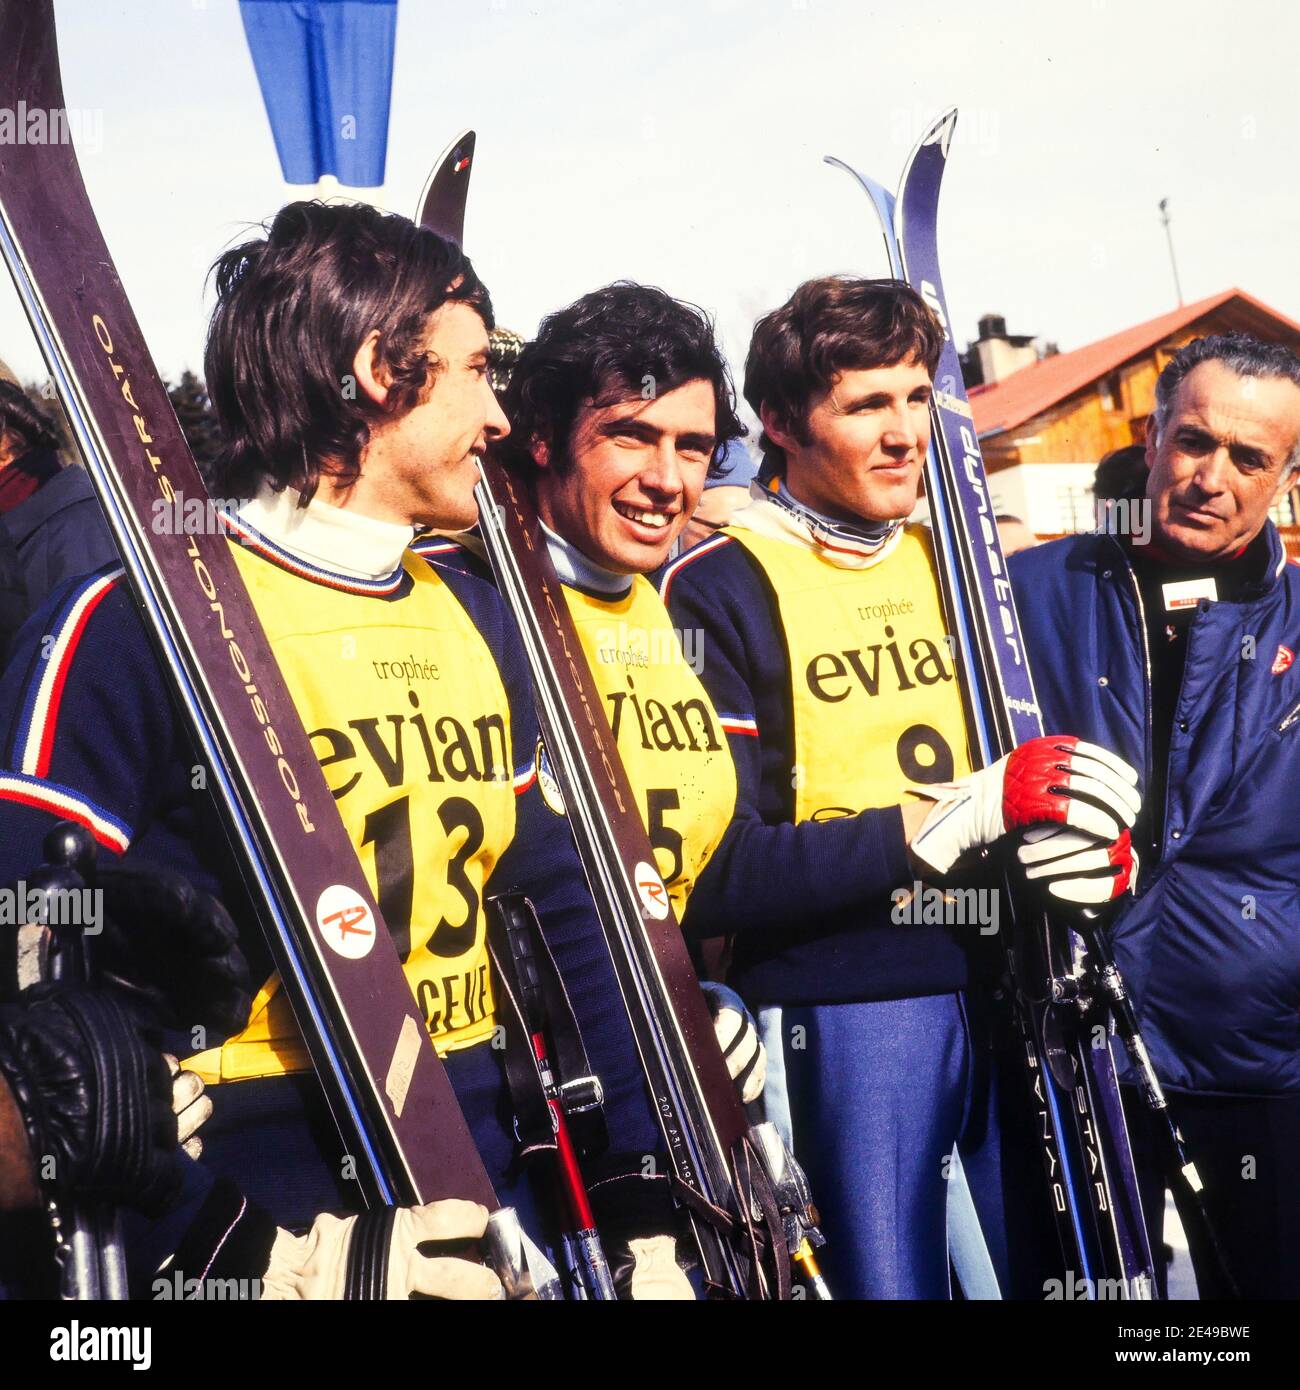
(727, 526), (971, 821)
(191, 548), (515, 1082)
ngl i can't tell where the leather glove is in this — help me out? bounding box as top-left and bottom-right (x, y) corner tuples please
(625, 1234), (695, 1300)
(164, 1053), (212, 1160)
(1016, 825), (1139, 905)
(700, 981), (766, 1105)
(95, 861), (252, 1036)
(0, 985), (181, 1215)
(910, 736), (1141, 875)
(260, 1199), (504, 1300)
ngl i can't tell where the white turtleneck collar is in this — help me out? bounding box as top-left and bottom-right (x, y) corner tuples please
(236, 483), (415, 582)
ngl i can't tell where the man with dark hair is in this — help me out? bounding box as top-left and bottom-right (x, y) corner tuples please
(1011, 332), (1300, 1298)
(0, 202), (687, 1298)
(661, 275), (1142, 1298)
(443, 282), (766, 1103)
(0, 375), (116, 664)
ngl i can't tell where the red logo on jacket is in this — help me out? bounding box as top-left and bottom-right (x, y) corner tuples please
(1273, 645), (1295, 675)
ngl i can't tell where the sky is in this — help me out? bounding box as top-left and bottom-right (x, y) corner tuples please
(2, 0), (1297, 405)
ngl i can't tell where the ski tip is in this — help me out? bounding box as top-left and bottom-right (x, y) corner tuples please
(415, 128), (477, 242)
(920, 107), (959, 157)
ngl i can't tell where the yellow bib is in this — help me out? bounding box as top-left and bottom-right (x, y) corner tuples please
(726, 526), (971, 821)
(564, 578), (738, 914)
(191, 549), (515, 1082)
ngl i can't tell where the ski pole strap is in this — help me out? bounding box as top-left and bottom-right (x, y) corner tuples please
(665, 1137), (792, 1300)
(486, 894), (608, 1153)
(486, 943), (560, 1161)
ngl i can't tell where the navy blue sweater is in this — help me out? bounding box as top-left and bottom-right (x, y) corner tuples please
(660, 533), (969, 1007)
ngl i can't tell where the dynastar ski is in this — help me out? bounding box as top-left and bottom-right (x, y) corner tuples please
(828, 110), (1158, 1298)
(0, 0), (545, 1289)
(414, 138), (822, 1299)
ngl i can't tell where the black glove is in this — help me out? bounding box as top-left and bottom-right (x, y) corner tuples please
(95, 861), (252, 1037)
(0, 984), (182, 1215)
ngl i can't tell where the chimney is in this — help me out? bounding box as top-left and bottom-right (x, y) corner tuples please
(972, 312), (1039, 386)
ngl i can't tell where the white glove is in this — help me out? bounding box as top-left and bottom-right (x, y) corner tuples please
(628, 1235), (695, 1300)
(261, 1199), (505, 1300)
(1017, 825), (1139, 905)
(910, 736), (1141, 876)
(702, 982), (766, 1105)
(164, 1053), (211, 1160)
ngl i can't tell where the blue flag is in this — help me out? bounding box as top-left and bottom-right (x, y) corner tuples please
(239, 0), (398, 187)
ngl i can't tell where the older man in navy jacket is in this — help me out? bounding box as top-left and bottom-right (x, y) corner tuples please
(1010, 333), (1300, 1298)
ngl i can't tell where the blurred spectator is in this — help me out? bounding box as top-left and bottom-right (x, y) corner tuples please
(0, 374), (115, 665)
(1094, 444), (1147, 503)
(995, 512), (1038, 556)
(678, 438), (760, 552)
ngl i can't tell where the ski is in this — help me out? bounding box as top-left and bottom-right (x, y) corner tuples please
(0, 0), (518, 1251)
(416, 129), (476, 246)
(828, 111), (1158, 1298)
(473, 458), (794, 1299)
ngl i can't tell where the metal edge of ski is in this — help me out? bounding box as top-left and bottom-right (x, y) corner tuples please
(473, 458), (794, 1300)
(893, 107), (1156, 1297)
(827, 115), (1156, 1298)
(0, 0), (548, 1282)
(416, 129), (476, 246)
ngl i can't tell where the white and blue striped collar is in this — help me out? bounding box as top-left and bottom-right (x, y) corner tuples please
(230, 484), (414, 596)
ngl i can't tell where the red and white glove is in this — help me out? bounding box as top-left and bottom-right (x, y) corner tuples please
(1016, 825), (1139, 905)
(909, 736), (1141, 876)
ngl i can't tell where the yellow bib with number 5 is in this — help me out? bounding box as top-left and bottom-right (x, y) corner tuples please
(192, 548), (515, 1082)
(727, 526), (971, 821)
(564, 577), (738, 915)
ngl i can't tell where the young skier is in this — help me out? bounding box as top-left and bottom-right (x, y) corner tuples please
(0, 202), (688, 1297)
(424, 281), (765, 1100)
(660, 275), (1143, 1297)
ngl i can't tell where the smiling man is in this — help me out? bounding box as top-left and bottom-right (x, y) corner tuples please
(472, 283), (766, 1107)
(661, 276), (1142, 1299)
(1010, 333), (1300, 1298)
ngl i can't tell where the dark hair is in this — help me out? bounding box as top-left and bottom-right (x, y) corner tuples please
(1153, 333), (1300, 471)
(0, 378), (61, 455)
(744, 276), (944, 473)
(204, 200), (493, 502)
(493, 282), (744, 481)
(1094, 444), (1148, 503)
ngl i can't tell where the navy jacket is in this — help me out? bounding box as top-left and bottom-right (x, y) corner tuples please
(1010, 526), (1300, 1098)
(0, 462), (117, 665)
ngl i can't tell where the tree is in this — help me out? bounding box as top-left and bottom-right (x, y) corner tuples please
(167, 369), (223, 480)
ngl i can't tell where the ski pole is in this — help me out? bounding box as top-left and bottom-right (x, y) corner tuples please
(487, 894), (616, 1300)
(1072, 911), (1240, 1298)
(745, 1116), (831, 1300)
(30, 823), (129, 1300)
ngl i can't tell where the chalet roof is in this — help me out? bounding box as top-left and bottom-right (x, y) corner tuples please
(969, 289), (1300, 438)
